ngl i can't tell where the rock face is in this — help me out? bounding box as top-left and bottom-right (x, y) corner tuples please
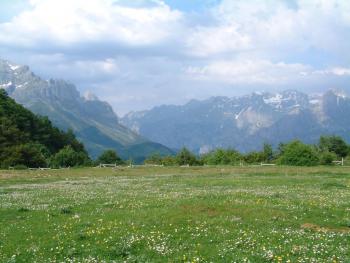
(0, 59), (173, 161)
(121, 89), (350, 153)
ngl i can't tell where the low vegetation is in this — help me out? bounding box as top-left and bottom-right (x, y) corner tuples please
(95, 149), (125, 166)
(0, 166), (349, 262)
(145, 136), (350, 167)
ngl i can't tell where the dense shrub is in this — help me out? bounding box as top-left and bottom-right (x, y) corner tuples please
(144, 153), (163, 165)
(176, 148), (199, 166)
(319, 151), (337, 165)
(319, 136), (349, 158)
(278, 141), (319, 166)
(161, 156), (177, 166)
(244, 151), (265, 164)
(262, 143), (274, 163)
(50, 146), (90, 168)
(0, 143), (47, 168)
(202, 149), (241, 165)
(96, 150), (124, 165)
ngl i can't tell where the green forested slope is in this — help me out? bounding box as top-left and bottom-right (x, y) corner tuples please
(0, 90), (89, 168)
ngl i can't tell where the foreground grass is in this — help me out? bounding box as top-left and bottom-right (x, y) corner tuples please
(0, 166), (349, 262)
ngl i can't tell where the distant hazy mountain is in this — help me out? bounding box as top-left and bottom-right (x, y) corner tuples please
(0, 59), (173, 161)
(121, 89), (350, 153)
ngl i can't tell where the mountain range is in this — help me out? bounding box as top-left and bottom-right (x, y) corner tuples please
(121, 89), (350, 154)
(0, 59), (173, 161)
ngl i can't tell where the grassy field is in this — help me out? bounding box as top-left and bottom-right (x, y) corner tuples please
(0, 166), (349, 262)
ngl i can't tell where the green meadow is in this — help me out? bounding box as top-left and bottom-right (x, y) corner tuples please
(0, 166), (349, 262)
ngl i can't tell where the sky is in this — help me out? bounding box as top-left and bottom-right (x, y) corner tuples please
(0, 0), (350, 115)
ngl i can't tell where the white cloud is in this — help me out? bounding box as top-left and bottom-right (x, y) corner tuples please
(186, 25), (251, 57)
(0, 0), (183, 48)
(186, 59), (311, 84)
(313, 67), (350, 76)
(0, 0), (350, 114)
(186, 0), (350, 57)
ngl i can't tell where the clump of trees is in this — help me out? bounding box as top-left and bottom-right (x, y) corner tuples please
(0, 90), (90, 168)
(50, 145), (91, 168)
(201, 149), (241, 165)
(277, 141), (319, 166)
(144, 148), (199, 166)
(144, 136), (350, 167)
(95, 149), (125, 165)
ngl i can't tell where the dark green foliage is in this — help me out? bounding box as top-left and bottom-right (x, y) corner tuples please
(176, 148), (199, 166)
(144, 153), (163, 165)
(277, 140), (319, 166)
(1, 143), (47, 168)
(319, 151), (337, 165)
(277, 142), (286, 157)
(0, 90), (89, 168)
(244, 151), (265, 164)
(201, 149), (241, 165)
(50, 146), (90, 168)
(13, 165), (28, 170)
(318, 135), (348, 158)
(161, 156), (177, 166)
(96, 150), (124, 165)
(262, 143), (274, 163)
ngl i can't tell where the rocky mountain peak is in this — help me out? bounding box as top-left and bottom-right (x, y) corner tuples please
(83, 91), (99, 101)
(121, 88), (350, 153)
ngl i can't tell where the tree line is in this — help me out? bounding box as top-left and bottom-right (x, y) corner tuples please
(144, 136), (350, 167)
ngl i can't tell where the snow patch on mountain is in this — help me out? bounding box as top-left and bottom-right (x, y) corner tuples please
(263, 93), (283, 108)
(10, 64), (20, 71)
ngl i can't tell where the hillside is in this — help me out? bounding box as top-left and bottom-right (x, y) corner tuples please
(0, 59), (173, 161)
(121, 89), (350, 153)
(0, 89), (88, 167)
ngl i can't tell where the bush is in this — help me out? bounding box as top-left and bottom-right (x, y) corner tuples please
(244, 151), (265, 164)
(202, 149), (241, 165)
(176, 148), (198, 166)
(96, 150), (124, 165)
(319, 136), (348, 158)
(263, 143), (274, 163)
(161, 156), (177, 166)
(50, 146), (90, 168)
(319, 151), (337, 165)
(0, 143), (47, 168)
(144, 153), (163, 165)
(13, 164), (28, 170)
(277, 140), (319, 166)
